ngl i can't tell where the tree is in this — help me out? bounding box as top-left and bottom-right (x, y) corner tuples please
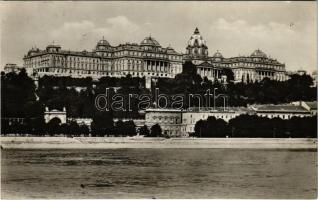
(79, 124), (90, 137)
(139, 125), (150, 136)
(60, 123), (70, 136)
(114, 120), (125, 136)
(150, 124), (162, 137)
(1, 68), (39, 118)
(69, 121), (80, 137)
(222, 68), (234, 83)
(124, 121), (137, 136)
(46, 118), (61, 136)
(182, 61), (197, 75)
(113, 120), (137, 137)
(91, 111), (114, 137)
(1, 119), (9, 135)
(194, 119), (205, 137)
(29, 117), (46, 136)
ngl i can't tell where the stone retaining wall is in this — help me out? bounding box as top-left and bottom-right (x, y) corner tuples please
(1, 137), (317, 149)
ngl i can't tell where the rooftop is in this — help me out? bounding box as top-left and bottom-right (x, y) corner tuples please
(251, 104), (309, 113)
(187, 107), (252, 113)
(304, 101), (317, 110)
(140, 36), (161, 47)
(251, 49), (267, 58)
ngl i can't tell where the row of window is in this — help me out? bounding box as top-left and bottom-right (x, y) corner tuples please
(184, 114), (238, 123)
(33, 63), (173, 73)
(229, 62), (284, 70)
(258, 114), (307, 119)
(36, 68), (172, 78)
(96, 50), (182, 60)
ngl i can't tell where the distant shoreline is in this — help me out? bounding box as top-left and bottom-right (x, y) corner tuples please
(1, 137), (317, 149)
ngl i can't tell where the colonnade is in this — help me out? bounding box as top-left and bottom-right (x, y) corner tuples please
(197, 67), (222, 78)
(144, 60), (170, 72)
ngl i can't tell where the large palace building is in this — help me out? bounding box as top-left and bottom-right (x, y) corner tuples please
(23, 28), (287, 85)
(184, 28), (287, 82)
(23, 37), (183, 88)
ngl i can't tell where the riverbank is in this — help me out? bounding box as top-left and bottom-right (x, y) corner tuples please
(1, 137), (317, 149)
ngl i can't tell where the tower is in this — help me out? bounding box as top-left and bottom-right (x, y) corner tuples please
(185, 28), (209, 58)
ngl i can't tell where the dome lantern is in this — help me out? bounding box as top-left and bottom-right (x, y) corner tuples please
(194, 27), (200, 34)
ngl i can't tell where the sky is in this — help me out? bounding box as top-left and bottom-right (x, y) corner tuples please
(0, 1), (317, 72)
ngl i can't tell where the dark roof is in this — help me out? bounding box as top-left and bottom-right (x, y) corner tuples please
(304, 101), (317, 110)
(187, 107), (252, 113)
(252, 104), (309, 113)
(140, 36), (161, 47)
(251, 49), (267, 58)
(97, 39), (110, 46)
(197, 61), (213, 68)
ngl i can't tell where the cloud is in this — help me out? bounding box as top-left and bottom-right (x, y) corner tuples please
(51, 20), (95, 41)
(207, 18), (316, 71)
(51, 20), (95, 36)
(209, 18), (296, 44)
(49, 16), (145, 50)
(93, 16), (145, 44)
(106, 16), (139, 33)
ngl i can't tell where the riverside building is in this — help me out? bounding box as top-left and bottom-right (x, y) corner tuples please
(249, 104), (312, 119)
(23, 28), (287, 86)
(145, 104), (313, 137)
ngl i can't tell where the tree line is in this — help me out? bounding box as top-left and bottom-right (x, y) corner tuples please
(38, 75), (145, 88)
(193, 115), (317, 138)
(1, 115), (163, 137)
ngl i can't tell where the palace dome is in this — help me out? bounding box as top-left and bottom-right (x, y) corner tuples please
(95, 37), (111, 51)
(140, 36), (161, 47)
(213, 50), (223, 58)
(97, 38), (110, 47)
(28, 47), (39, 53)
(27, 47), (40, 56)
(166, 46), (177, 53)
(186, 28), (208, 57)
(251, 49), (267, 58)
(187, 28), (207, 47)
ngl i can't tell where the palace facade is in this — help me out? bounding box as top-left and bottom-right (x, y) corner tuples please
(23, 37), (183, 88)
(23, 28), (287, 85)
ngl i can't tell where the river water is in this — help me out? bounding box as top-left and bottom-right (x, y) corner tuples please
(1, 149), (317, 199)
